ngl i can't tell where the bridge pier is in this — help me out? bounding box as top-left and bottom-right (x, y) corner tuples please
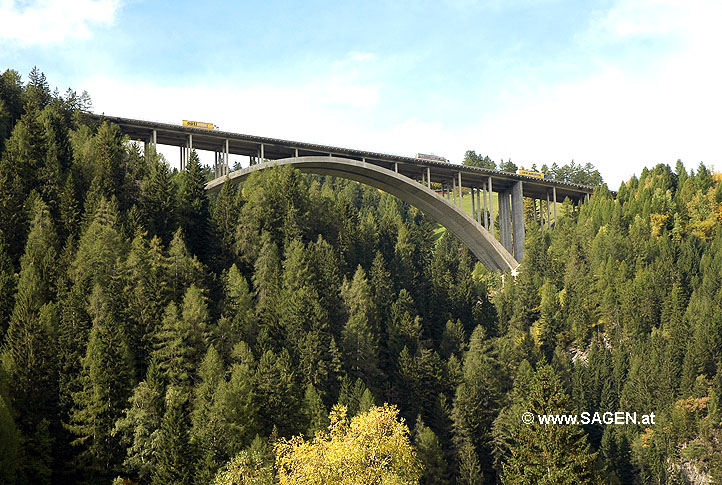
(498, 190), (511, 253)
(144, 129), (157, 160)
(512, 181), (524, 261)
(471, 187), (476, 221)
(496, 181), (525, 261)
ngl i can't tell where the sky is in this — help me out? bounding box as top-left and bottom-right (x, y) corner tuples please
(1, 0), (720, 187)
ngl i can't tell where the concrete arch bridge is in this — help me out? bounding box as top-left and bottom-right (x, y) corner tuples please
(96, 114), (605, 273)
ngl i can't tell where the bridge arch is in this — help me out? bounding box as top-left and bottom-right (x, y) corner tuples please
(205, 156), (519, 273)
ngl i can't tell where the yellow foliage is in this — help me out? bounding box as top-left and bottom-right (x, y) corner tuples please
(275, 404), (422, 484)
(649, 213), (669, 237)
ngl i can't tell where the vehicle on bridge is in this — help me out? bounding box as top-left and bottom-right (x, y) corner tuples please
(517, 168), (549, 179)
(182, 119), (217, 130)
(416, 153), (448, 163)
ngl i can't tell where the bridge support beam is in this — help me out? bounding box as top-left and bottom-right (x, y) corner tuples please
(512, 181), (525, 261)
(498, 190), (512, 253)
(471, 188), (476, 220)
(488, 177), (494, 237)
(547, 191), (551, 231)
(553, 187), (557, 227)
(458, 172), (462, 207)
(482, 184), (488, 229)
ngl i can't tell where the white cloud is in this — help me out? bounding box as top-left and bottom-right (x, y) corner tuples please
(0, 0), (120, 46)
(461, 0), (722, 186)
(75, 2), (721, 186)
(81, 53), (386, 170)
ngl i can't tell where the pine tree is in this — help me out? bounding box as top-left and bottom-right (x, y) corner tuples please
(254, 349), (300, 436)
(68, 284), (134, 481)
(302, 383), (329, 437)
(153, 285), (208, 390)
(112, 360), (164, 482)
(142, 152), (177, 243)
(167, 229), (206, 302)
(152, 386), (195, 485)
(0, 387), (21, 483)
(414, 417), (449, 484)
(215, 264), (255, 358)
(177, 150), (210, 260)
(219, 352), (259, 453)
(252, 231), (282, 350)
(452, 326), (503, 483)
(210, 176), (240, 265)
(0, 233), (17, 339)
(341, 265), (380, 383)
(191, 345), (227, 484)
(501, 363), (599, 484)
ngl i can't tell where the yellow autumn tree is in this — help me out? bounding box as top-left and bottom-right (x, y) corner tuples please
(275, 404), (422, 484)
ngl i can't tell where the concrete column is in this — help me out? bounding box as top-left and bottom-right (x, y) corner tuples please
(260, 143), (265, 160)
(547, 191), (551, 230)
(488, 177), (494, 237)
(482, 185), (488, 228)
(498, 191), (511, 251)
(152, 129), (157, 145)
(539, 198), (544, 235)
(475, 187), (482, 224)
(471, 188), (476, 219)
(225, 139), (229, 175)
(189, 134), (193, 149)
(427, 167), (431, 188)
(394, 162), (398, 173)
(295, 148), (299, 158)
(457, 172), (462, 207)
(553, 186), (557, 228)
(452, 177), (457, 205)
(511, 181), (525, 261)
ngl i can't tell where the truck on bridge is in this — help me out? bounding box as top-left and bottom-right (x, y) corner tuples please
(182, 119), (217, 130)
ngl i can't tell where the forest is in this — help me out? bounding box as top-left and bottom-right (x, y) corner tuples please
(1, 67), (721, 484)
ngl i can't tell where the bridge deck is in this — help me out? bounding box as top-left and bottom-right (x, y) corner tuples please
(93, 114), (609, 202)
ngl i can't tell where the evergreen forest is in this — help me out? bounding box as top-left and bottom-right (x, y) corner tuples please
(1, 68), (722, 484)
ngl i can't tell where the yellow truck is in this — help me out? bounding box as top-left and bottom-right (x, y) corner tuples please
(182, 120), (217, 130)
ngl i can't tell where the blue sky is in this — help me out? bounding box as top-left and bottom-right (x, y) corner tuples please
(1, 0), (720, 186)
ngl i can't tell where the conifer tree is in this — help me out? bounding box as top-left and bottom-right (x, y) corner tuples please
(252, 231), (282, 350)
(0, 386), (20, 483)
(452, 326), (503, 482)
(210, 175), (241, 265)
(152, 386), (195, 485)
(414, 417), (449, 484)
(341, 265), (380, 384)
(501, 363), (599, 484)
(191, 345), (227, 484)
(153, 285), (208, 390)
(142, 152), (176, 243)
(217, 263), (255, 356)
(219, 349), (260, 452)
(254, 349), (300, 436)
(68, 284), (134, 481)
(167, 229), (206, 302)
(0, 233), (17, 339)
(113, 360), (164, 482)
(177, 150), (210, 260)
(301, 383), (330, 437)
